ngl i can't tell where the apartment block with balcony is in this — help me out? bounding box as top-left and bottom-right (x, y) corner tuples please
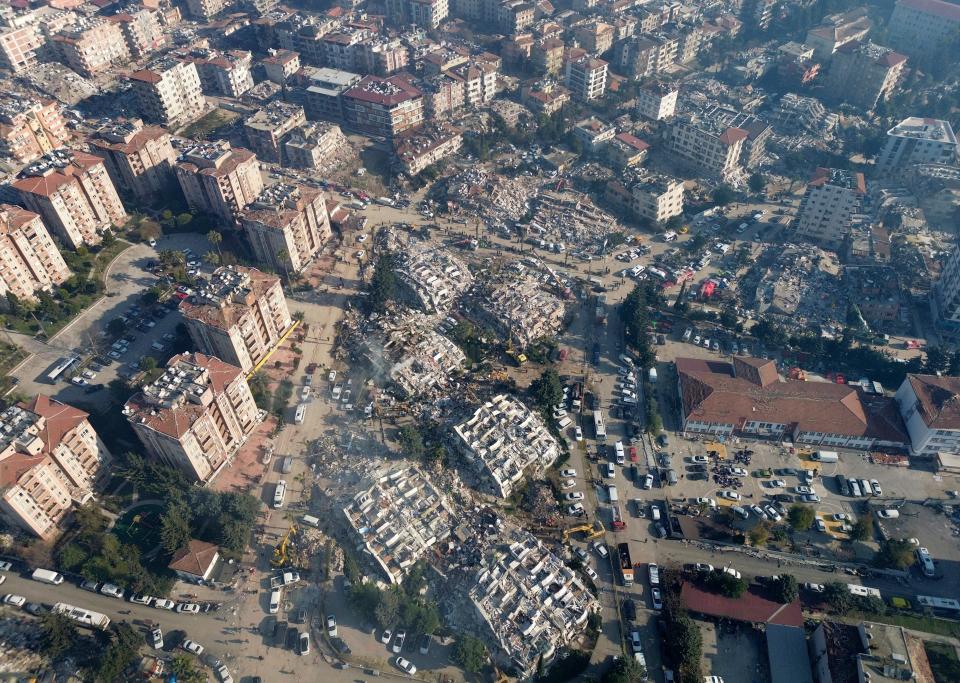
(575, 21), (615, 54)
(174, 141), (263, 223)
(0, 96), (69, 164)
(564, 52), (607, 102)
(12, 149), (127, 250)
(240, 183), (331, 275)
(668, 115), (748, 182)
(107, 7), (165, 59)
(180, 265), (292, 373)
(0, 205), (71, 301)
(184, 0), (231, 21)
(823, 41), (907, 111)
(876, 117), (959, 176)
(605, 171), (684, 224)
(794, 167), (866, 249)
(342, 74), (424, 139)
(931, 247), (960, 336)
(446, 60), (498, 107)
(0, 19), (43, 73)
(176, 47), (254, 99)
(130, 57), (207, 126)
(532, 38), (564, 76)
(124, 353), (259, 483)
(888, 0), (960, 58)
(243, 101), (307, 163)
(521, 79), (570, 115)
(262, 49), (301, 83)
(300, 67), (362, 122)
(52, 18), (130, 78)
(635, 81), (678, 121)
(0, 396), (111, 539)
(394, 123), (463, 176)
(88, 118), (177, 203)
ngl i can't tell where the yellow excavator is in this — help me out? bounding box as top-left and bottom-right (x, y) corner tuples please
(271, 524), (297, 568)
(561, 519), (605, 542)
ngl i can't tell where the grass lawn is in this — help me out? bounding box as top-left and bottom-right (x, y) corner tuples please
(178, 108), (240, 139)
(925, 640), (960, 683)
(113, 503), (164, 553)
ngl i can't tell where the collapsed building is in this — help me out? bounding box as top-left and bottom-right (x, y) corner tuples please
(395, 243), (474, 314)
(452, 394), (559, 498)
(466, 270), (566, 347)
(342, 466), (454, 585)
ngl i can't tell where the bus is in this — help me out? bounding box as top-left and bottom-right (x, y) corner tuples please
(52, 603), (110, 630)
(47, 355), (80, 383)
(917, 595), (960, 612)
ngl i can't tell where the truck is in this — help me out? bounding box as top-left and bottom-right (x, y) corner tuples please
(648, 367), (658, 383)
(31, 568), (64, 585)
(847, 584), (881, 599)
(52, 603), (110, 630)
(813, 450), (839, 463)
(593, 411), (607, 440)
(611, 504), (625, 531)
(617, 543), (634, 586)
(375, 196), (395, 207)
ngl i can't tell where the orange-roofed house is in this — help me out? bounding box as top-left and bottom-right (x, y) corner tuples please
(169, 539), (221, 583)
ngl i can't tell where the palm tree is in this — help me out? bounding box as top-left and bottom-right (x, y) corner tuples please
(276, 248), (290, 282)
(207, 230), (223, 263)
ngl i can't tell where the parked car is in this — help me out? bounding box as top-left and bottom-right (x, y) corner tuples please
(182, 640), (204, 656)
(326, 614), (338, 637)
(392, 631), (406, 653)
(650, 587), (663, 610)
(395, 657), (417, 675)
(150, 628), (163, 649)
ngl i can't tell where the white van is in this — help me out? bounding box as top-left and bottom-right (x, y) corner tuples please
(607, 485), (619, 502)
(31, 568), (64, 585)
(269, 589), (282, 614)
(301, 515), (320, 528)
(605, 463), (616, 478)
(294, 404), (306, 425)
(557, 416), (572, 429)
(650, 504), (661, 521)
(273, 480), (287, 508)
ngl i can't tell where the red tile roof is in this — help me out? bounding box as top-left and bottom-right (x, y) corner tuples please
(718, 127), (749, 146)
(681, 582), (804, 627)
(906, 374), (960, 430)
(614, 132), (650, 152)
(12, 152), (106, 198)
(344, 75), (422, 107)
(21, 395), (89, 453)
(899, 0), (960, 21)
(168, 539), (219, 577)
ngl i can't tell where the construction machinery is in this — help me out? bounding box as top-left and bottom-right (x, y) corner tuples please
(561, 519), (605, 542)
(271, 524), (297, 568)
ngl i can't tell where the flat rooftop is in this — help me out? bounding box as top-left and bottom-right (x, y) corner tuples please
(887, 117), (957, 145)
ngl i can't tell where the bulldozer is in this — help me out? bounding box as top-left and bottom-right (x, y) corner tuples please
(561, 519), (605, 542)
(271, 524), (297, 568)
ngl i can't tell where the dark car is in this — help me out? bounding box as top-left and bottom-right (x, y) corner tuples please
(285, 626), (299, 650)
(294, 608), (307, 624)
(629, 464), (638, 481)
(24, 602), (45, 616)
(273, 620), (288, 646)
(621, 599), (637, 621)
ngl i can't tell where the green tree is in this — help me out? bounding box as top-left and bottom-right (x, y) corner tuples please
(368, 251), (398, 313)
(160, 499), (192, 555)
(94, 622), (142, 682)
(874, 539), (915, 569)
(348, 583), (381, 623)
(702, 569), (747, 598)
(603, 656), (647, 683)
(788, 504), (815, 530)
(770, 574), (799, 603)
(823, 582), (853, 614)
(453, 634), (488, 673)
(397, 424), (425, 461)
(39, 613), (78, 659)
(748, 172), (766, 195)
(177, 213), (193, 227)
(662, 597), (702, 681)
(924, 346), (950, 375)
(750, 520), (772, 546)
(712, 185), (736, 206)
(851, 515), (874, 541)
(203, 251), (221, 266)
(374, 587), (400, 629)
(170, 655), (206, 683)
(106, 318), (126, 338)
(529, 368), (563, 415)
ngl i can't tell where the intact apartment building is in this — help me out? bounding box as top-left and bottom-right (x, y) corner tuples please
(12, 149), (127, 250)
(668, 115), (748, 182)
(174, 141), (263, 222)
(107, 7), (165, 59)
(130, 58), (207, 126)
(0, 97), (70, 164)
(895, 374), (960, 457)
(626, 173), (684, 224)
(0, 13), (45, 73)
(888, 0), (960, 57)
(342, 74), (424, 139)
(387, 0), (449, 28)
(876, 117), (958, 175)
(180, 265), (292, 373)
(243, 101), (307, 163)
(636, 81), (678, 121)
(262, 49), (301, 83)
(794, 167), (866, 249)
(51, 18), (130, 78)
(88, 118), (177, 202)
(184, 0), (230, 21)
(177, 47), (254, 99)
(0, 396), (111, 539)
(301, 67), (362, 122)
(0, 205), (71, 302)
(564, 53), (608, 102)
(240, 183), (331, 275)
(452, 394), (560, 498)
(124, 352), (260, 483)
(823, 41), (907, 111)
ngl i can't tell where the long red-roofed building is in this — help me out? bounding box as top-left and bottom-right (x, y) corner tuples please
(124, 352), (260, 483)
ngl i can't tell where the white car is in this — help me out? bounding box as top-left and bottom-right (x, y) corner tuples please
(692, 455), (709, 464)
(768, 480), (786, 488)
(151, 628), (163, 649)
(153, 598), (175, 610)
(794, 486), (813, 495)
(395, 657), (417, 675)
(575, 427), (583, 441)
(650, 587), (663, 610)
(216, 665), (233, 683)
(560, 468), (577, 478)
(99, 583), (124, 599)
(591, 541), (608, 558)
(801, 493), (821, 503)
(182, 640), (204, 655)
(568, 503), (585, 515)
(381, 629), (393, 645)
(177, 603), (201, 614)
(326, 614), (338, 637)
(870, 479), (883, 496)
(0, 562), (11, 572)
(815, 519), (827, 532)
(730, 467), (748, 477)
(584, 564), (599, 581)
(355, 250), (366, 259)
(832, 513), (850, 521)
(804, 582), (825, 593)
(129, 594), (153, 605)
(876, 509), (900, 519)
(3, 594), (25, 607)
(565, 492), (584, 501)
(691, 563), (714, 573)
(765, 506), (783, 522)
(641, 474), (653, 490)
(750, 505), (767, 519)
(561, 479), (576, 489)
(694, 497), (717, 508)
(718, 490), (741, 501)
(721, 566), (741, 579)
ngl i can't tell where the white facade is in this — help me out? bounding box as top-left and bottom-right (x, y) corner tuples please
(636, 83), (678, 121)
(876, 117), (958, 175)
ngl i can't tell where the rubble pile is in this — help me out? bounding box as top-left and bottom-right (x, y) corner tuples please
(530, 189), (621, 251)
(0, 616), (45, 673)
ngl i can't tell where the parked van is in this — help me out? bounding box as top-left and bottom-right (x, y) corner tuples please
(281, 456), (294, 474)
(273, 480), (287, 508)
(605, 463), (616, 478)
(848, 480), (862, 497)
(301, 515), (320, 528)
(31, 568), (64, 585)
(294, 404), (306, 425)
(666, 469), (678, 485)
(650, 505), (661, 521)
(607, 485), (619, 503)
(813, 450), (839, 463)
(916, 547), (935, 577)
(269, 589), (282, 614)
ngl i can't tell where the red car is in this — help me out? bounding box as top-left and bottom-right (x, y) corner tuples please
(629, 447), (638, 462)
(305, 363), (317, 375)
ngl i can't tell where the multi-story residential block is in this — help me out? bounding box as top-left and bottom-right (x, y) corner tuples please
(388, 0), (449, 28)
(301, 67), (362, 121)
(823, 41), (907, 111)
(668, 115), (748, 182)
(888, 0), (960, 57)
(321, 27), (371, 72)
(52, 18), (130, 78)
(421, 45), (469, 75)
(805, 8), (872, 60)
(342, 74), (424, 139)
(575, 21), (615, 54)
(705, 106), (771, 170)
(532, 38), (564, 76)
(240, 183), (330, 275)
(177, 47), (254, 98)
(88, 118), (177, 202)
(0, 13), (44, 73)
(876, 117), (959, 175)
(359, 38), (410, 76)
(0, 97), (69, 164)
(107, 6), (165, 59)
(124, 352), (259, 482)
(493, 0), (535, 34)
(573, 116), (616, 155)
(12, 150), (127, 250)
(262, 49), (300, 83)
(931, 247), (960, 336)
(0, 205), (70, 301)
(520, 79), (569, 115)
(283, 121), (347, 169)
(274, 13), (339, 67)
(421, 73), (466, 117)
(607, 132), (650, 168)
(446, 61), (497, 106)
(612, 33), (675, 78)
(184, 0), (231, 21)
(635, 81), (678, 120)
(564, 53), (607, 102)
(130, 57), (206, 126)
(174, 141), (263, 222)
(243, 101), (307, 163)
(0, 396), (111, 539)
(606, 171), (684, 224)
(452, 394), (559, 498)
(895, 374), (960, 457)
(180, 265), (292, 373)
(394, 244), (472, 314)
(794, 167), (865, 248)
(394, 123), (463, 176)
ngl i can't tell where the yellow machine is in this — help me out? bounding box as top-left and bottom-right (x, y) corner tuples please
(561, 519), (605, 542)
(271, 524), (297, 568)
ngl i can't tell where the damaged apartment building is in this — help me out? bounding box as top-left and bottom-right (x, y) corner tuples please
(466, 270), (566, 347)
(452, 394), (559, 498)
(342, 466), (454, 585)
(361, 311), (466, 399)
(468, 527), (599, 677)
(394, 242), (473, 315)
